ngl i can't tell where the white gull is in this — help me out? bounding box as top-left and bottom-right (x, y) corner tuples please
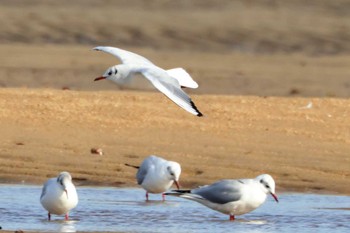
(93, 46), (203, 117)
(165, 174), (278, 220)
(40, 171), (78, 220)
(125, 155), (181, 201)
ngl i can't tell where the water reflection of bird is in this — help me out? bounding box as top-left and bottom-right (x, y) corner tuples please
(40, 171), (78, 220)
(165, 174), (278, 220)
(125, 155), (181, 201)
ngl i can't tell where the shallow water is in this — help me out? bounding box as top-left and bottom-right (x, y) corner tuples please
(0, 185), (349, 233)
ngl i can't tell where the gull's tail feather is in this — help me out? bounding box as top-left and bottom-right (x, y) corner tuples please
(125, 163), (140, 169)
(164, 189), (191, 196)
(166, 68), (199, 89)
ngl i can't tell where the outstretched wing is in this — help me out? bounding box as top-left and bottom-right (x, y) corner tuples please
(142, 67), (203, 117)
(192, 180), (243, 204)
(93, 46), (154, 66)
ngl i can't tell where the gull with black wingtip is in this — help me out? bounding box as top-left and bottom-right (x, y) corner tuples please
(126, 155), (181, 201)
(40, 171), (78, 221)
(165, 174), (278, 220)
(93, 46), (203, 117)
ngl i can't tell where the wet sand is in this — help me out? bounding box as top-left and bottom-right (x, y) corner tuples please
(0, 88), (349, 195)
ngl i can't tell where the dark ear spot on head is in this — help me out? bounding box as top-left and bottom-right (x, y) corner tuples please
(167, 166), (174, 176)
(115, 69), (118, 74)
(57, 177), (63, 185)
(260, 179), (263, 183)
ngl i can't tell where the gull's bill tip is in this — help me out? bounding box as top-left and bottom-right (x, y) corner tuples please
(94, 76), (106, 81)
(271, 193), (278, 202)
(174, 180), (180, 190)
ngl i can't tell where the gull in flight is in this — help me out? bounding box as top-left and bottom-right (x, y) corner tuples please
(93, 46), (203, 117)
(125, 155), (181, 201)
(165, 174), (278, 220)
(40, 172), (78, 221)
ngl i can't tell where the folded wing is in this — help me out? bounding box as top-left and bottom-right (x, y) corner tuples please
(192, 180), (243, 204)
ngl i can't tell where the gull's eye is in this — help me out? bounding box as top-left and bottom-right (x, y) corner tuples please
(108, 71), (112, 76)
(260, 179), (270, 189)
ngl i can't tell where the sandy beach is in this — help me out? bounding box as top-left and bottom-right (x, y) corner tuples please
(1, 0), (350, 232)
(0, 87), (349, 195)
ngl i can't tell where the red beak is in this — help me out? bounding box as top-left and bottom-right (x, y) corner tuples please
(94, 76), (106, 81)
(271, 193), (278, 202)
(174, 180), (180, 190)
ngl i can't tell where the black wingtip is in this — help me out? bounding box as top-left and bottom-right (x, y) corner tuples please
(190, 100), (203, 117)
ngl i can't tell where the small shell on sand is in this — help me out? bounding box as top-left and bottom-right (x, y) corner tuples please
(91, 148), (103, 156)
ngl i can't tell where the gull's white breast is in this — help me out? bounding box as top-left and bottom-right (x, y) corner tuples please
(40, 178), (78, 215)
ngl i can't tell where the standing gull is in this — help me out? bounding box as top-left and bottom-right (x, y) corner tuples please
(125, 155), (181, 201)
(40, 172), (78, 220)
(93, 46), (203, 117)
(165, 174), (278, 220)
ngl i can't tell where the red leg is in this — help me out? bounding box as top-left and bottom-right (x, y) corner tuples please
(48, 212), (51, 221)
(230, 215), (235, 221)
(162, 193), (166, 201)
(65, 213), (69, 221)
(145, 192), (149, 201)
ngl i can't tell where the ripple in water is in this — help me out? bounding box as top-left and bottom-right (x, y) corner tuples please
(0, 185), (349, 233)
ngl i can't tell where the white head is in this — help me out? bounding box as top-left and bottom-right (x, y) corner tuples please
(57, 171), (73, 199)
(256, 174), (278, 202)
(166, 161), (181, 189)
(94, 65), (128, 83)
